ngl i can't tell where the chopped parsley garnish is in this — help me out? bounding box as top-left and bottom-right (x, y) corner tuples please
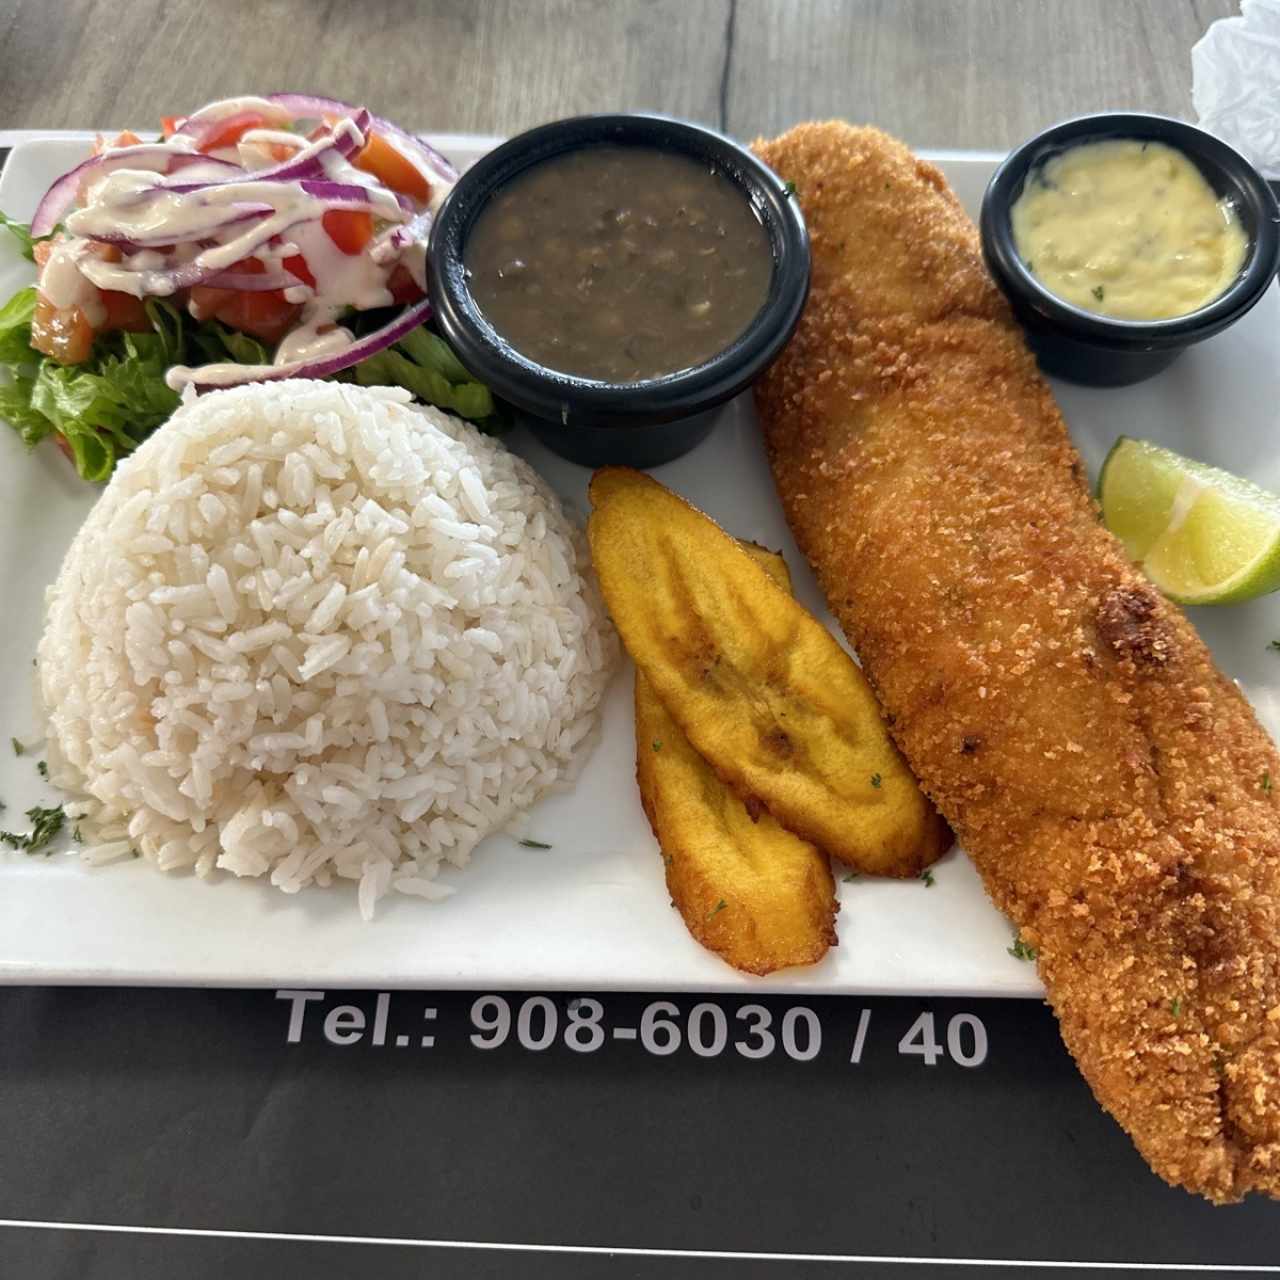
(36, 760), (47, 779)
(1008, 934), (1038, 962)
(782, 180), (797, 197)
(1263, 771), (1273, 795)
(1092, 285), (1105, 301)
(920, 869), (935, 887)
(1170, 997), (1183, 1018)
(662, 853), (673, 868)
(0, 803), (64, 855)
(707, 899), (727, 920)
(1269, 639), (1280, 653)
(843, 872), (859, 883)
(518, 838), (552, 850)
(870, 773), (882, 789)
(652, 739), (663, 752)
(72, 824), (83, 844)
(10, 738), (23, 757)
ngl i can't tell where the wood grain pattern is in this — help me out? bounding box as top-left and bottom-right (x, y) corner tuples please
(0, 0), (728, 134)
(727, 0), (1238, 147)
(0, 0), (1234, 145)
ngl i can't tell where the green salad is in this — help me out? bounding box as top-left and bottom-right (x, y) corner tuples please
(0, 217), (504, 483)
(0, 99), (503, 482)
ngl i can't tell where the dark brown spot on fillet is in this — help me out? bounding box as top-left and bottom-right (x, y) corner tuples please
(1096, 585), (1176, 667)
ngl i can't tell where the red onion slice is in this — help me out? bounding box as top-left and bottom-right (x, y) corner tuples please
(202, 267), (302, 291)
(265, 94), (458, 185)
(168, 296), (432, 391)
(296, 178), (413, 217)
(30, 144), (194, 236)
(183, 109), (267, 154)
(412, 134), (460, 183)
(161, 109), (372, 194)
(78, 245), (303, 296)
(73, 203), (273, 248)
(173, 97), (293, 141)
(370, 209), (434, 265)
(155, 110), (373, 203)
(166, 153), (244, 177)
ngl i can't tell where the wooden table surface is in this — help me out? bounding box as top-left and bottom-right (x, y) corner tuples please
(0, 0), (1235, 148)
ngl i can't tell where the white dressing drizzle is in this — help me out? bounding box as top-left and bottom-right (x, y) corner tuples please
(40, 243), (106, 325)
(34, 106), (440, 390)
(178, 96), (292, 129)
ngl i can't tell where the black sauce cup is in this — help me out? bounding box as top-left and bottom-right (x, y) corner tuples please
(428, 113), (810, 468)
(980, 113), (1280, 387)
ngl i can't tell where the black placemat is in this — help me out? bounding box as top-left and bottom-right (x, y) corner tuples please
(2, 986), (1279, 1277)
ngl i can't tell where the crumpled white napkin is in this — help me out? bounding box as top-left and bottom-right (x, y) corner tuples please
(1192, 0), (1280, 178)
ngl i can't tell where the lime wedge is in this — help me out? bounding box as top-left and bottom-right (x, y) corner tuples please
(1099, 437), (1280, 605)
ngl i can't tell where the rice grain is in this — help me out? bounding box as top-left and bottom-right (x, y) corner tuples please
(39, 381), (616, 918)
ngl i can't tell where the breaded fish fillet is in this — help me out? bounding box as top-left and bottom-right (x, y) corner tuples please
(753, 121), (1280, 1203)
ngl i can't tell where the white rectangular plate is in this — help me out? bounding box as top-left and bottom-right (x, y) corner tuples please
(0, 135), (1277, 995)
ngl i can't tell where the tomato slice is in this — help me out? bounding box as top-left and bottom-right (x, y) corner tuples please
(284, 254), (316, 288)
(322, 209), (374, 255)
(31, 295), (94, 365)
(191, 258), (261, 321)
(92, 130), (143, 156)
(217, 291), (299, 344)
(188, 257), (297, 342)
(388, 265), (424, 305)
(352, 130), (431, 204)
(100, 290), (150, 333)
(188, 284), (234, 320)
(197, 113), (266, 155)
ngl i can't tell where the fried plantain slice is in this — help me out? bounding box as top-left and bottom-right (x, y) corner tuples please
(590, 467), (951, 876)
(636, 542), (837, 975)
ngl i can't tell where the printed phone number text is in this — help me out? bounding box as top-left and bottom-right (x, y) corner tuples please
(277, 990), (989, 1067)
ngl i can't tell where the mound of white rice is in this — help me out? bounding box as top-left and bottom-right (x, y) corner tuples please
(38, 380), (617, 917)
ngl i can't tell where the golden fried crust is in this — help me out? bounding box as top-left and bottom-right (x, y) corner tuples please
(635, 539), (838, 976)
(752, 121), (1280, 1202)
(587, 466), (949, 875)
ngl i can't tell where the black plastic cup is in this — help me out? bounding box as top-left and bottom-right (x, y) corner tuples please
(980, 113), (1280, 387)
(428, 113), (810, 468)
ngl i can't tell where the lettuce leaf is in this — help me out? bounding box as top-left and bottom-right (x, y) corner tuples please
(27, 345), (180, 482)
(0, 288), (37, 368)
(0, 377), (52, 447)
(1, 299), (184, 481)
(0, 214), (38, 262)
(0, 233), (506, 482)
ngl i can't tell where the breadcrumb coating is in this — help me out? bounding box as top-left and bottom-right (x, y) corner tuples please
(753, 121), (1280, 1203)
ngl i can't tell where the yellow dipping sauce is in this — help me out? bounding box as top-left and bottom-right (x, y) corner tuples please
(1010, 139), (1248, 320)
